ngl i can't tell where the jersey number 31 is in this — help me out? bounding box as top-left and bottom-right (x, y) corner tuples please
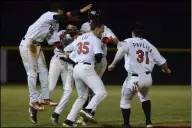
(77, 42), (89, 54)
(136, 50), (149, 64)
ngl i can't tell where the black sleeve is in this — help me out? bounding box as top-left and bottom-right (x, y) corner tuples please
(70, 11), (82, 17)
(53, 14), (68, 20)
(95, 53), (103, 63)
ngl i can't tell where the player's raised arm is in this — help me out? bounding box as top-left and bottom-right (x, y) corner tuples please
(53, 4), (92, 20)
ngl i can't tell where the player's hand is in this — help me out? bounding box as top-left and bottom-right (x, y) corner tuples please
(131, 81), (139, 93)
(162, 68), (171, 74)
(102, 37), (113, 44)
(108, 64), (115, 71)
(80, 4), (92, 13)
(55, 42), (63, 49)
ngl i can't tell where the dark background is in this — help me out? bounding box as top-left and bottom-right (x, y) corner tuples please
(1, 0), (191, 85)
(2, 0), (191, 48)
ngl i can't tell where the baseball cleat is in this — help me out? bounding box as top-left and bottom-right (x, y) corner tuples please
(81, 121), (87, 126)
(76, 116), (84, 124)
(63, 119), (77, 127)
(40, 99), (57, 106)
(29, 102), (44, 111)
(146, 121), (153, 128)
(28, 107), (37, 124)
(76, 116), (87, 126)
(50, 115), (59, 126)
(146, 124), (153, 128)
(79, 109), (97, 124)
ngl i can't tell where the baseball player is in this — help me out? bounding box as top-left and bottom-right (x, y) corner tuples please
(77, 8), (119, 125)
(62, 20), (107, 127)
(19, 2), (92, 124)
(108, 25), (171, 128)
(49, 19), (80, 126)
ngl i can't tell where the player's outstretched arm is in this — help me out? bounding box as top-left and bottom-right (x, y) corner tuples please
(80, 4), (92, 13)
(53, 4), (92, 20)
(108, 47), (125, 71)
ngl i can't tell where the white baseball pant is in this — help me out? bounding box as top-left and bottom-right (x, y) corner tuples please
(48, 54), (68, 92)
(19, 38), (49, 103)
(53, 63), (74, 114)
(66, 63), (107, 122)
(120, 72), (153, 109)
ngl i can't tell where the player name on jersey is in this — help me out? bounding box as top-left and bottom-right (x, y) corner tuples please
(133, 41), (152, 53)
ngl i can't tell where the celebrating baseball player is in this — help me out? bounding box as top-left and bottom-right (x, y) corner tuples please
(19, 2), (92, 124)
(108, 24), (171, 128)
(77, 8), (119, 125)
(62, 20), (107, 127)
(49, 19), (80, 126)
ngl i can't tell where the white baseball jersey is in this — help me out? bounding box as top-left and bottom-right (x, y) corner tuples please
(80, 22), (116, 56)
(24, 11), (59, 43)
(64, 32), (103, 64)
(117, 38), (166, 74)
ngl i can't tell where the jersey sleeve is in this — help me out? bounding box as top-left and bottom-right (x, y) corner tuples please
(93, 38), (103, 54)
(64, 40), (76, 52)
(150, 46), (166, 66)
(80, 22), (91, 33)
(102, 26), (116, 38)
(46, 31), (60, 45)
(117, 39), (130, 53)
(111, 41), (128, 66)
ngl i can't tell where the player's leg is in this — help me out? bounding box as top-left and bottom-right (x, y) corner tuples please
(48, 56), (61, 92)
(121, 76), (139, 128)
(19, 42), (43, 111)
(80, 66), (107, 124)
(37, 47), (57, 106)
(137, 73), (153, 127)
(51, 63), (72, 125)
(77, 58), (107, 125)
(63, 65), (88, 127)
(81, 57), (107, 111)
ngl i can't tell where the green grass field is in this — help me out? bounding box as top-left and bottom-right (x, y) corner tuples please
(1, 85), (191, 127)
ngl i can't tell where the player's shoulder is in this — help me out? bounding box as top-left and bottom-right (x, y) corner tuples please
(42, 11), (56, 16)
(104, 25), (111, 31)
(40, 11), (57, 20)
(82, 22), (90, 26)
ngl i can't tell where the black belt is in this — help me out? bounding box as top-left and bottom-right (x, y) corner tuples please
(57, 55), (77, 66)
(58, 56), (68, 62)
(83, 62), (91, 65)
(132, 71), (150, 76)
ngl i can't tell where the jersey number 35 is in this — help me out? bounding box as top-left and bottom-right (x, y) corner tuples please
(77, 42), (89, 54)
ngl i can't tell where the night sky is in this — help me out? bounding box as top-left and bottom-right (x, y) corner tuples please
(2, 0), (191, 48)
